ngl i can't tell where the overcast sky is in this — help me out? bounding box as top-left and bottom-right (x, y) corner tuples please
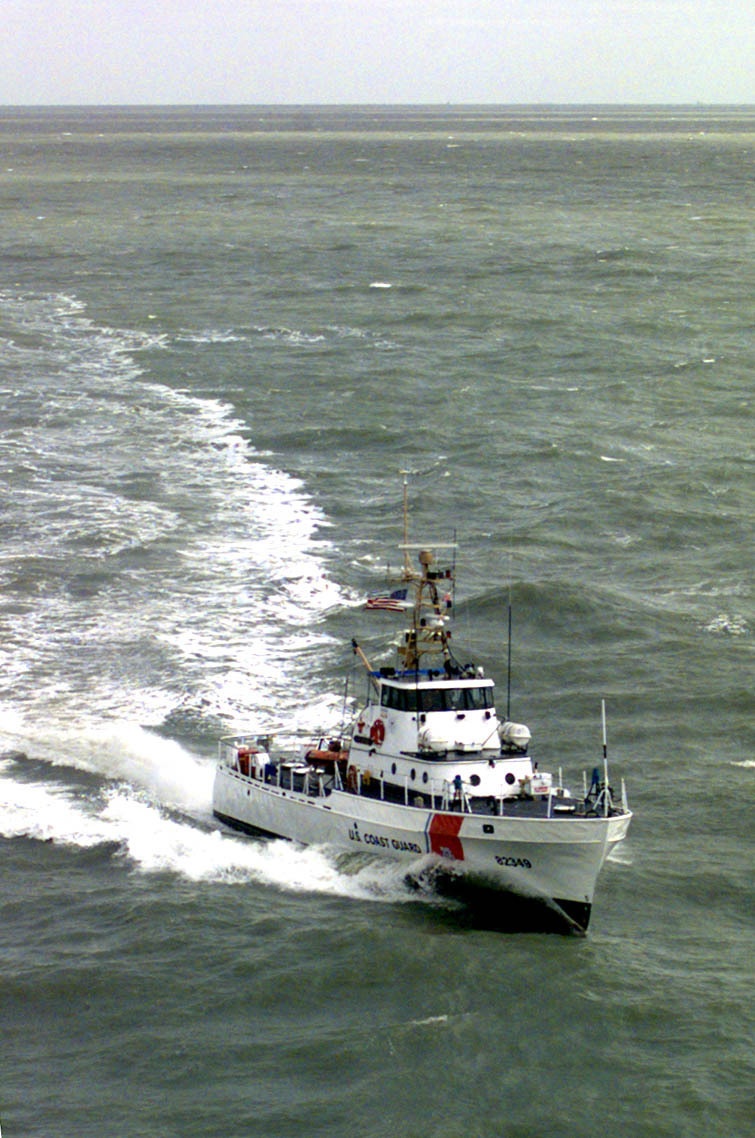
(2, 0), (753, 105)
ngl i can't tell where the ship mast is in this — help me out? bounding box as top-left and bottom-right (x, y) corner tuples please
(401, 474), (412, 578)
(395, 481), (457, 671)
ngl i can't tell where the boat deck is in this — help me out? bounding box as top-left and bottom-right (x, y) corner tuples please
(224, 760), (619, 820)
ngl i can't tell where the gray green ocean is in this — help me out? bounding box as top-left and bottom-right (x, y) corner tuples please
(0, 105), (753, 1137)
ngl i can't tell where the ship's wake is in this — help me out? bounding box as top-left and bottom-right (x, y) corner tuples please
(0, 739), (433, 909)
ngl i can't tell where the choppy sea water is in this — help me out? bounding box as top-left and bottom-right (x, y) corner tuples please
(0, 106), (753, 1138)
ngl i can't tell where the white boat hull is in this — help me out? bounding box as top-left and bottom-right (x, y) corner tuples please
(213, 763), (631, 931)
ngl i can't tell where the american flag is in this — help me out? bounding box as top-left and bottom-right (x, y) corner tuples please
(365, 588), (409, 612)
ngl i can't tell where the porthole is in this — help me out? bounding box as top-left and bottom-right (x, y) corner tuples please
(505, 772), (516, 785)
(391, 763), (397, 775)
(470, 774), (481, 787)
(410, 769), (416, 781)
(422, 771), (429, 784)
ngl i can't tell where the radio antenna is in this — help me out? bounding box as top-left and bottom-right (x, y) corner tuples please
(601, 699), (610, 816)
(506, 556), (513, 721)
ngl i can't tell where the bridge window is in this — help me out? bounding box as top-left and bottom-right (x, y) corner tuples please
(420, 686), (494, 712)
(466, 686), (494, 710)
(420, 688), (445, 711)
(380, 685), (493, 712)
(381, 686), (418, 712)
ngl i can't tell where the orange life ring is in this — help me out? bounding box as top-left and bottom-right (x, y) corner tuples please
(346, 765), (359, 792)
(370, 719), (385, 746)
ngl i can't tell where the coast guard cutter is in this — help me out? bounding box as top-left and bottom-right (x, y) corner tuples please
(213, 487), (632, 932)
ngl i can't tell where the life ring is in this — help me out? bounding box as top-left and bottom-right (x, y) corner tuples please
(370, 719), (386, 746)
(346, 765), (359, 792)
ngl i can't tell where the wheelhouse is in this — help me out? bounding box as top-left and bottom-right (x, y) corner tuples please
(379, 678), (496, 714)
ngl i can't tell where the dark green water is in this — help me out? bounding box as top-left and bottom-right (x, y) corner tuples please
(0, 106), (752, 1137)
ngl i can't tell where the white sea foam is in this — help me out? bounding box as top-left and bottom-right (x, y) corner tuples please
(254, 324), (326, 344)
(174, 328), (246, 344)
(0, 768), (113, 847)
(75, 722), (214, 812)
(0, 291), (350, 737)
(0, 718), (212, 809)
(702, 613), (748, 636)
(0, 752), (420, 905)
(0, 291), (355, 911)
